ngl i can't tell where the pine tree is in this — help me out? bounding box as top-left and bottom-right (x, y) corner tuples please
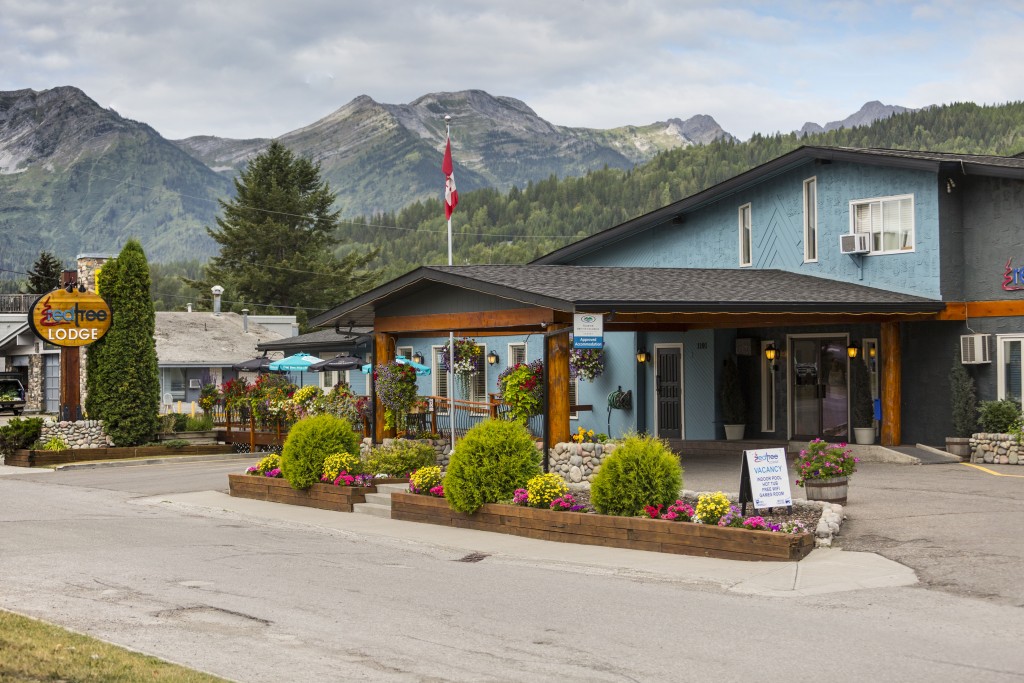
(191, 141), (380, 324)
(25, 251), (65, 294)
(85, 240), (160, 445)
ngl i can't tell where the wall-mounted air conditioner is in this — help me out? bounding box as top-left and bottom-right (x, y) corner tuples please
(839, 233), (870, 254)
(960, 334), (991, 364)
(188, 379), (202, 389)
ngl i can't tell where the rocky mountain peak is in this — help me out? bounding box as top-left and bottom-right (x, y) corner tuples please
(800, 100), (917, 136)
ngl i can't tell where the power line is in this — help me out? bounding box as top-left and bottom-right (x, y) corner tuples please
(79, 169), (584, 241)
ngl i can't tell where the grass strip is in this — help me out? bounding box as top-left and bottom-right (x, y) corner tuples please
(0, 609), (230, 682)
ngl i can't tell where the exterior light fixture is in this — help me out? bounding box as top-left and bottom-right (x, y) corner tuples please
(636, 348), (648, 364)
(487, 350), (499, 365)
(764, 344), (778, 362)
(847, 342), (860, 359)
(869, 346), (876, 358)
(412, 352), (424, 365)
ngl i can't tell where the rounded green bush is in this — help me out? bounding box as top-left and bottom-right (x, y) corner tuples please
(280, 414), (360, 490)
(590, 434), (683, 516)
(444, 419), (542, 514)
(364, 439), (436, 477)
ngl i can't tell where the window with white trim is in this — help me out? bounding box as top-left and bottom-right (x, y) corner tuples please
(320, 370), (350, 389)
(431, 345), (448, 411)
(803, 177), (818, 262)
(997, 335), (1024, 403)
(507, 342), (527, 367)
(397, 345), (413, 361)
(738, 203), (752, 266)
(468, 344), (487, 403)
(568, 373), (578, 420)
(850, 194), (914, 254)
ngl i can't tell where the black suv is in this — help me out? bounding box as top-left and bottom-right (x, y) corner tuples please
(0, 373), (26, 415)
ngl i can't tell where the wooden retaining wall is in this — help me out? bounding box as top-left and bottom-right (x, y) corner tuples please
(391, 492), (813, 562)
(228, 474), (374, 512)
(7, 444), (236, 467)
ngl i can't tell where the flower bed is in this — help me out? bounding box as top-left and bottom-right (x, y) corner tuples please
(390, 492), (813, 561)
(228, 474), (377, 513)
(7, 444), (235, 467)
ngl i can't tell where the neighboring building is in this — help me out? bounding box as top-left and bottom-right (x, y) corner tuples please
(0, 255), (298, 414)
(311, 146), (1024, 448)
(257, 326), (372, 393)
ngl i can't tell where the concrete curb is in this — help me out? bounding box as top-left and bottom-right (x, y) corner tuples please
(913, 443), (964, 463)
(851, 444), (921, 464)
(53, 453), (258, 471)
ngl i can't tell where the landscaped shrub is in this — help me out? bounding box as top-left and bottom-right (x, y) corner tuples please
(0, 417), (44, 456)
(247, 453), (280, 475)
(280, 414), (360, 490)
(525, 473), (568, 508)
(694, 492), (732, 525)
(184, 415), (213, 431)
(365, 440), (436, 477)
(443, 419), (541, 514)
(409, 465), (443, 494)
(978, 399), (1021, 433)
(322, 452), (361, 481)
(590, 433), (682, 516)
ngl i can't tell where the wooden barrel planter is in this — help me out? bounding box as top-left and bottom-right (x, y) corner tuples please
(391, 492), (813, 562)
(228, 474), (376, 512)
(802, 476), (849, 505)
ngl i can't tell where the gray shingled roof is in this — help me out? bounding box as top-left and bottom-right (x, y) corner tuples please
(155, 312), (285, 366)
(257, 327), (371, 352)
(310, 264), (943, 328)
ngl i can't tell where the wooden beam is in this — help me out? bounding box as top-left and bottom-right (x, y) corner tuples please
(374, 332), (395, 442)
(545, 326), (571, 446)
(375, 308), (568, 333)
(935, 301), (1024, 320)
(880, 322), (901, 447)
(59, 347), (80, 420)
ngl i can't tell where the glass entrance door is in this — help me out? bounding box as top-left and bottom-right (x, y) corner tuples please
(791, 337), (849, 440)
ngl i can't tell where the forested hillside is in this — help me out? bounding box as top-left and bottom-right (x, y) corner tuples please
(342, 102), (1024, 282)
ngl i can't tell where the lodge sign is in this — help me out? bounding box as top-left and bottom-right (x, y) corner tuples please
(28, 288), (112, 347)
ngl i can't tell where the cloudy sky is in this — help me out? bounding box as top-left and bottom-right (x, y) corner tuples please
(2, 1), (1022, 141)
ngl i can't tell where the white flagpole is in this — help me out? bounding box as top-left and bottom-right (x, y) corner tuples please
(445, 116), (456, 448)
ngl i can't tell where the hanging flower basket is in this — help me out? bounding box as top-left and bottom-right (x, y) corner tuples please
(440, 337), (480, 398)
(375, 362), (418, 430)
(570, 348), (605, 382)
(497, 360), (544, 423)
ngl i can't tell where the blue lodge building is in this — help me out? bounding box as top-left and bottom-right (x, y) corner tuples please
(311, 146), (1024, 449)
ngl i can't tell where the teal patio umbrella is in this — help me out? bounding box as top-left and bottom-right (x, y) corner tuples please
(361, 354), (431, 376)
(269, 353), (324, 386)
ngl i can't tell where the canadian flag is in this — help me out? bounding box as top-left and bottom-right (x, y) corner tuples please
(443, 136), (459, 220)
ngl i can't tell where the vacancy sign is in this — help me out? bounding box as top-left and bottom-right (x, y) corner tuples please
(743, 448), (794, 509)
(573, 313), (603, 349)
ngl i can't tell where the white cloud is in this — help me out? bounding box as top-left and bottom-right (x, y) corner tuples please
(1, 0), (1022, 140)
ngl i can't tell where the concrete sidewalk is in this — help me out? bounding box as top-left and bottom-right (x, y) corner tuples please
(141, 489), (918, 598)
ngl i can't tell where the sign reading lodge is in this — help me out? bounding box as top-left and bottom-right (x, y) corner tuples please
(28, 288), (113, 347)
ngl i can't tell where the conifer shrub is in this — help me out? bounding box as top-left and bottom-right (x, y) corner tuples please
(280, 414), (360, 490)
(364, 440), (436, 477)
(0, 417), (44, 456)
(590, 434), (683, 516)
(444, 419), (541, 514)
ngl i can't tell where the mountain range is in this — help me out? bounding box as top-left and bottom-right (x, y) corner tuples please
(0, 85), (916, 276)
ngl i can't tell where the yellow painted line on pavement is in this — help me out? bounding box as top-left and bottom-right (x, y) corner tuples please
(960, 463), (1024, 478)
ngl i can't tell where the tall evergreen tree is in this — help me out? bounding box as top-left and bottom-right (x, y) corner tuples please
(191, 141), (380, 323)
(25, 251), (65, 294)
(85, 256), (122, 419)
(86, 240), (160, 445)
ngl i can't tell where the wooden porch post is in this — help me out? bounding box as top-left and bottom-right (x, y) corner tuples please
(374, 332), (395, 442)
(545, 326), (571, 445)
(881, 321), (901, 447)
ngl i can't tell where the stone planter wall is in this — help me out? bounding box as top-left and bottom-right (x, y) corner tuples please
(391, 492), (813, 562)
(970, 433), (1023, 465)
(360, 437), (452, 468)
(547, 441), (618, 483)
(41, 419), (113, 449)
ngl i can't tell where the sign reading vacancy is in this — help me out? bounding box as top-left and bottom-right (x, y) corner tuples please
(739, 447), (793, 513)
(573, 313), (603, 349)
(28, 288), (112, 347)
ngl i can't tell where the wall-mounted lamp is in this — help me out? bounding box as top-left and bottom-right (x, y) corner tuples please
(487, 350), (499, 365)
(764, 343), (778, 372)
(847, 342), (860, 359)
(868, 346), (876, 358)
(636, 348), (648, 364)
(412, 351), (424, 365)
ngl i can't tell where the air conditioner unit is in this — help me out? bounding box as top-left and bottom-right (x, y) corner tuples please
(839, 233), (870, 254)
(188, 379), (202, 389)
(960, 334), (991, 364)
